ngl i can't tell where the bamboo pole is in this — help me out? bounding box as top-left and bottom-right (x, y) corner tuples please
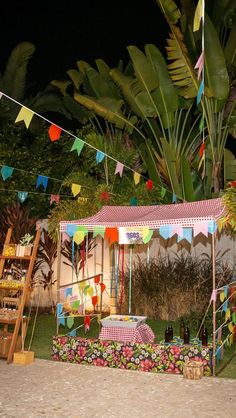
(212, 232), (216, 376)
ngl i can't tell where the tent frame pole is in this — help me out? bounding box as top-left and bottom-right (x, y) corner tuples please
(212, 232), (216, 377)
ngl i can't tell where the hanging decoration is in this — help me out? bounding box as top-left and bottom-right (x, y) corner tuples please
(1, 165), (14, 181)
(71, 138), (85, 156)
(146, 179), (153, 190)
(36, 175), (49, 190)
(133, 172), (141, 185)
(96, 151), (105, 164)
(71, 183), (81, 197)
(15, 106), (34, 128)
(48, 124), (62, 142)
(50, 194), (60, 205)
(115, 162), (124, 177)
(18, 191), (28, 203)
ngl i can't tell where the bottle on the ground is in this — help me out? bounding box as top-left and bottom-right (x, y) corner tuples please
(165, 327), (170, 343)
(168, 324), (173, 340)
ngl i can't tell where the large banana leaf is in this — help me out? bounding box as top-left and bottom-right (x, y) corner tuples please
(156, 0), (181, 24)
(204, 14), (229, 102)
(84, 67), (116, 98)
(74, 94), (137, 133)
(110, 69), (147, 118)
(224, 149), (236, 184)
(161, 137), (182, 197)
(127, 45), (159, 92)
(95, 59), (121, 99)
(66, 69), (83, 90)
(145, 44), (179, 128)
(224, 27), (236, 66)
(2, 42), (35, 100)
(166, 26), (198, 98)
(138, 140), (163, 187)
(180, 155), (195, 201)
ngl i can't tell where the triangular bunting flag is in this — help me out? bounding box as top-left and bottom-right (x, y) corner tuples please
(66, 224), (78, 237)
(193, 0), (203, 32)
(67, 316), (74, 329)
(104, 227), (119, 245)
(142, 228), (153, 244)
(48, 124), (62, 142)
(1, 165), (14, 181)
(161, 187), (166, 199)
(146, 179), (153, 190)
(93, 227), (105, 238)
(96, 151), (105, 164)
(194, 52), (204, 80)
(36, 175), (48, 190)
(71, 183), (81, 197)
(193, 222), (208, 237)
(130, 197), (138, 206)
(68, 329), (77, 337)
(208, 220), (217, 234)
(159, 225), (173, 239)
(50, 194), (60, 205)
(115, 162), (124, 177)
(15, 106), (34, 128)
(18, 191), (28, 203)
(197, 80), (204, 105)
(92, 295), (98, 308)
(73, 230), (85, 245)
(94, 275), (101, 284)
(133, 172), (141, 185)
(199, 143), (205, 157)
(71, 138), (85, 156)
(99, 283), (106, 293)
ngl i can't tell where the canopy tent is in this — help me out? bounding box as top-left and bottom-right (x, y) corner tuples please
(60, 198), (225, 231)
(58, 197), (227, 376)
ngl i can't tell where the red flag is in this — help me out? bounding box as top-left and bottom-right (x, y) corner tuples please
(84, 315), (91, 332)
(92, 295), (98, 308)
(146, 179), (153, 190)
(94, 275), (101, 284)
(99, 283), (106, 293)
(229, 181), (236, 188)
(48, 124), (62, 142)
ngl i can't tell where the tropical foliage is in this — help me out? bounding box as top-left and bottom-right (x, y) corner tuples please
(51, 0), (236, 203)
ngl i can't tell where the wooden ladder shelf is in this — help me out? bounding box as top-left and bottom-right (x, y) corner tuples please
(0, 227), (41, 364)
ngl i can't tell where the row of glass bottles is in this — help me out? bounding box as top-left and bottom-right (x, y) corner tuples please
(165, 319), (208, 345)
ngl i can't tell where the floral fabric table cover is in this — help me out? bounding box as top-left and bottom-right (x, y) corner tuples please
(52, 335), (212, 376)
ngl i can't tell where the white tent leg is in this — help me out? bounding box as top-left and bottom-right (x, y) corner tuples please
(212, 232), (216, 377)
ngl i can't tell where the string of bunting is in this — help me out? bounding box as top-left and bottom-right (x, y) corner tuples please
(210, 282), (236, 360)
(0, 91), (180, 204)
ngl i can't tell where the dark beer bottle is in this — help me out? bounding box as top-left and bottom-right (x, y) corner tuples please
(180, 319), (185, 339)
(168, 324), (173, 341)
(201, 325), (208, 346)
(183, 326), (190, 344)
(165, 327), (170, 343)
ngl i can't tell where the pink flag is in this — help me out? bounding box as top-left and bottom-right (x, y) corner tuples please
(115, 162), (124, 177)
(210, 290), (217, 302)
(62, 232), (70, 242)
(50, 194), (60, 205)
(194, 52), (204, 80)
(172, 225), (183, 237)
(193, 222), (208, 237)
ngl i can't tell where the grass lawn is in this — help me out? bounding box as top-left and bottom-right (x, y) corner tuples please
(22, 313), (236, 378)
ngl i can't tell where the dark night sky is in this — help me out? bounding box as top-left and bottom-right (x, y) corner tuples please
(0, 0), (169, 88)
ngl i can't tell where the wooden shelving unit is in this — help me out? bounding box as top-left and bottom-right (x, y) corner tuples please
(0, 227), (41, 363)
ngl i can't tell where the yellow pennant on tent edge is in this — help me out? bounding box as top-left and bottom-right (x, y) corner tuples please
(193, 0), (203, 32)
(141, 227), (153, 244)
(73, 230), (85, 245)
(228, 322), (234, 333)
(15, 106), (34, 129)
(71, 183), (81, 197)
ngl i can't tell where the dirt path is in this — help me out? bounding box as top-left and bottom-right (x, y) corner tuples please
(0, 358), (235, 418)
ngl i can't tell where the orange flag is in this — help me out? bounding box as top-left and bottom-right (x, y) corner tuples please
(104, 228), (119, 245)
(48, 124), (62, 142)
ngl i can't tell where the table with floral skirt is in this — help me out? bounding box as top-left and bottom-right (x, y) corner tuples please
(52, 335), (212, 376)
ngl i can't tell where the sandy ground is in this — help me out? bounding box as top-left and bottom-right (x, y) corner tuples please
(0, 358), (235, 418)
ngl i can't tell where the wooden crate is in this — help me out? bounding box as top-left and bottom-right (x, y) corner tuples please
(13, 350), (34, 365)
(183, 360), (204, 380)
(0, 333), (22, 358)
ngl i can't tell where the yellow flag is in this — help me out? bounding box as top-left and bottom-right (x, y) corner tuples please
(71, 183), (81, 197)
(87, 286), (94, 297)
(220, 291), (225, 302)
(228, 322), (234, 333)
(79, 281), (86, 291)
(141, 227), (149, 239)
(230, 334), (234, 346)
(73, 230), (84, 245)
(193, 0), (203, 32)
(133, 172), (141, 185)
(15, 106), (34, 128)
(225, 308), (231, 321)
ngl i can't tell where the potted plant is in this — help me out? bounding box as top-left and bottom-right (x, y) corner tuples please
(16, 233), (34, 256)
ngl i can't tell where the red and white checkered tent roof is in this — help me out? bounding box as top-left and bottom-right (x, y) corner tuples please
(60, 198), (225, 232)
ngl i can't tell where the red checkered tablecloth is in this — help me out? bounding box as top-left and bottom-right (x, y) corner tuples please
(99, 323), (155, 343)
